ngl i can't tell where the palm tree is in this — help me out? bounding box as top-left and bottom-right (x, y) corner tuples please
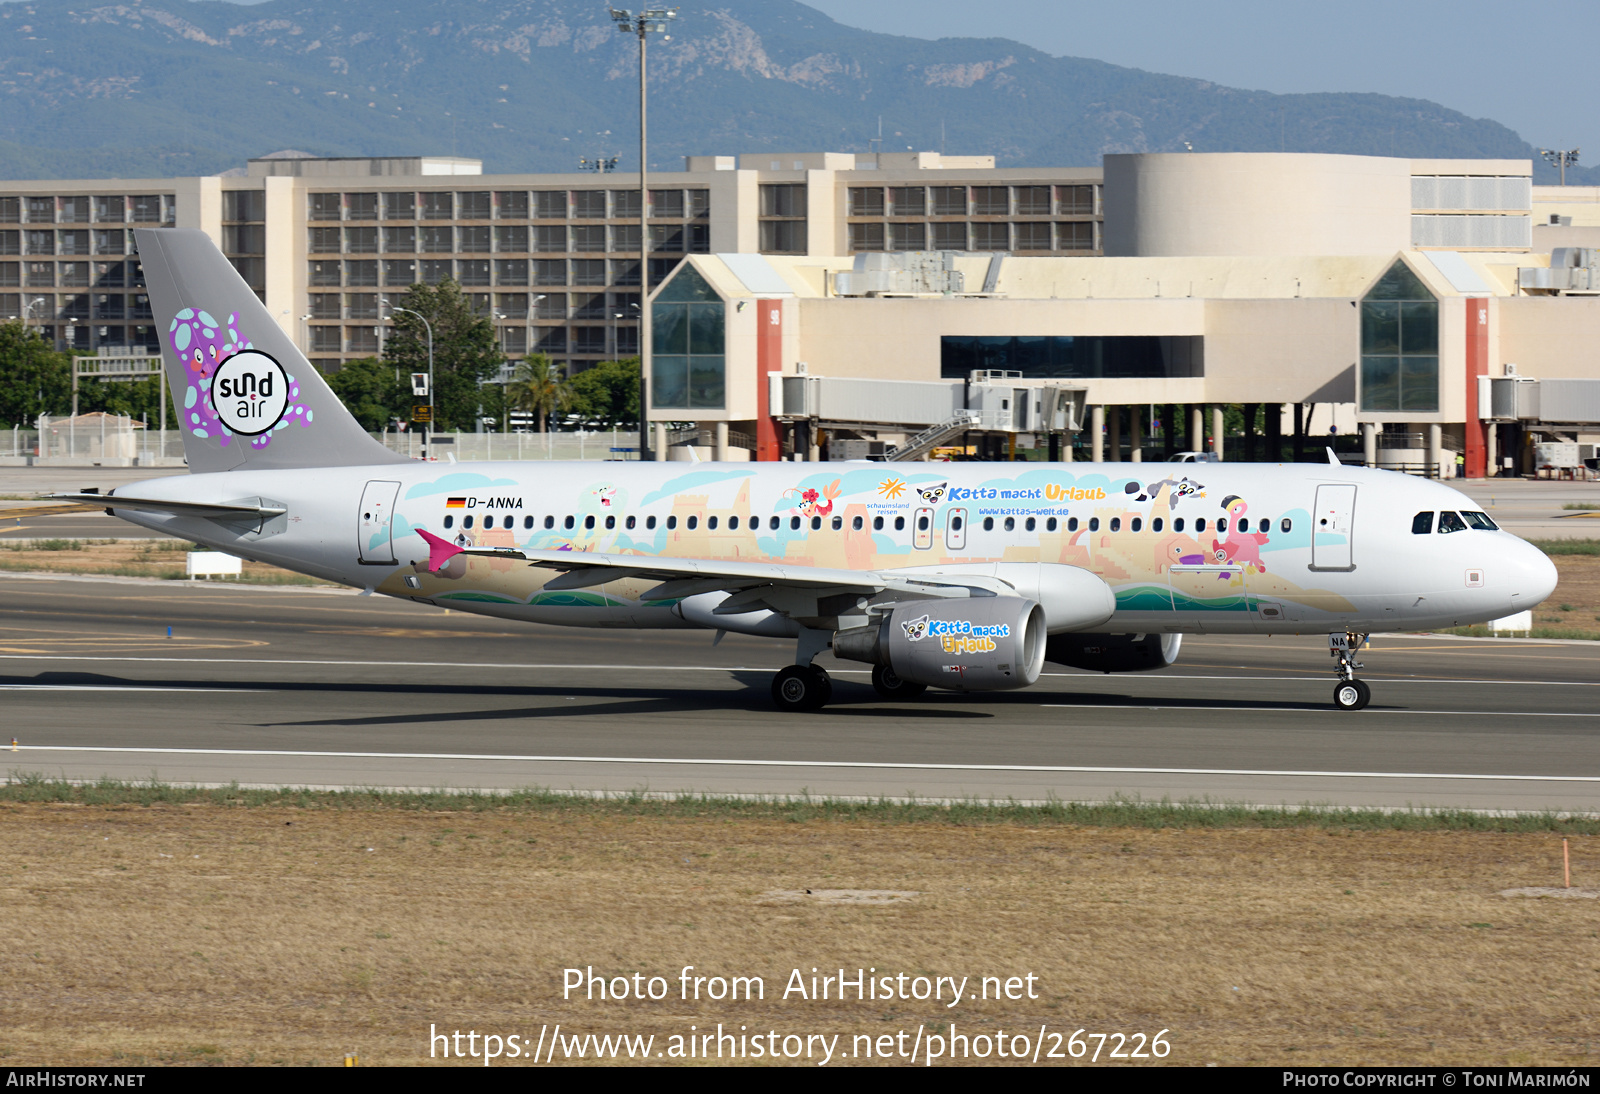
(505, 353), (572, 433)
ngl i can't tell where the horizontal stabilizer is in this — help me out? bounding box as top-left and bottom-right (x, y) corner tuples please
(48, 493), (287, 520)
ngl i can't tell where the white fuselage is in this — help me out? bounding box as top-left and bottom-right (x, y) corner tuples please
(107, 459), (1557, 637)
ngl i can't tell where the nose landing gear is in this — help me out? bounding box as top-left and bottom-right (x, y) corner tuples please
(1330, 632), (1371, 710)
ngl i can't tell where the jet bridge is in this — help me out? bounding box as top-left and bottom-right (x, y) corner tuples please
(769, 371), (1087, 460)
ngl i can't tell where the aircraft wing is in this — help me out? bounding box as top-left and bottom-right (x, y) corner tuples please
(415, 530), (1001, 614)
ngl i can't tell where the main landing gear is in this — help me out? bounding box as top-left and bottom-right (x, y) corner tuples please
(1330, 631), (1371, 711)
(771, 626), (835, 712)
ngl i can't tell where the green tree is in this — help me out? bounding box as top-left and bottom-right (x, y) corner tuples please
(324, 355), (408, 432)
(505, 353), (572, 432)
(380, 279), (503, 431)
(0, 321), (72, 425)
(568, 357), (641, 429)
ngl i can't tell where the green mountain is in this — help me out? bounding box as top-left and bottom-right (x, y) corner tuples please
(0, 0), (1588, 183)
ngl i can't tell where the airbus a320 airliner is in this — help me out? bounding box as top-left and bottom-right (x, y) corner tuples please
(51, 230), (1558, 712)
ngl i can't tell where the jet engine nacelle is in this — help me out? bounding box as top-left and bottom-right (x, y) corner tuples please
(834, 596), (1047, 691)
(1045, 632), (1183, 673)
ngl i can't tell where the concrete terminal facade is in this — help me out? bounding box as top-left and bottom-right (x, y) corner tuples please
(3, 150), (1599, 476)
(647, 153), (1600, 477)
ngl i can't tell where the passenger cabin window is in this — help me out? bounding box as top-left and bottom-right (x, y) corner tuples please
(564, 515), (574, 530)
(667, 515), (677, 529)
(524, 515), (534, 529)
(917, 514), (930, 531)
(852, 516), (864, 530)
(1194, 518), (1206, 533)
(1462, 511), (1498, 530)
(1089, 517), (1100, 532)
(791, 516), (801, 530)
(831, 516), (842, 530)
(1258, 518), (1269, 533)
(647, 516), (657, 529)
(1025, 517), (1036, 532)
(895, 516), (906, 531)
(873, 516), (883, 531)
(1173, 518), (1184, 532)
(811, 516), (822, 530)
(625, 515), (635, 530)
(1412, 511), (1434, 535)
(605, 515), (615, 529)
(983, 517), (995, 531)
(443, 515), (454, 529)
(1046, 517), (1058, 531)
(1151, 517), (1163, 532)
(687, 516), (698, 530)
(1109, 517), (1120, 532)
(1437, 511), (1467, 534)
(464, 516), (474, 529)
(728, 516), (738, 530)
(1067, 517), (1078, 532)
(544, 515), (554, 529)
(584, 515), (595, 529)
(707, 516), (717, 530)
(1237, 518), (1248, 533)
(1131, 517), (1142, 532)
(1004, 517), (1015, 532)
(769, 516), (779, 530)
(1280, 518), (1292, 533)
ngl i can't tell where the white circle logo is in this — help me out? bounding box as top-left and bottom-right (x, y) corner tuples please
(211, 351), (289, 436)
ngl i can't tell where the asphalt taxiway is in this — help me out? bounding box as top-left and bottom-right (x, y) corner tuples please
(2, 572), (1597, 813)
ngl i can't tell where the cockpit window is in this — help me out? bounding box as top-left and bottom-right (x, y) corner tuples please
(1411, 511), (1434, 535)
(1461, 511), (1498, 530)
(1437, 510), (1467, 534)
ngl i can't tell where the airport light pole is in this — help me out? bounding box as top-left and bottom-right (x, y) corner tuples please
(610, 5), (677, 461)
(387, 303), (434, 461)
(1541, 148), (1580, 187)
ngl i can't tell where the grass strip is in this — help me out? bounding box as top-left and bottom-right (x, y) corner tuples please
(1529, 538), (1600, 555)
(2, 774), (1596, 833)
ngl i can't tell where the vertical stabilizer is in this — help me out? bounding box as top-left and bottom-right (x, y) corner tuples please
(134, 228), (405, 472)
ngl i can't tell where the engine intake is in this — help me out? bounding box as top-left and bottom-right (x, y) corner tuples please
(1045, 632), (1183, 673)
(835, 596), (1046, 691)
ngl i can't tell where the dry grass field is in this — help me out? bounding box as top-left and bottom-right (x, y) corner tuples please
(0, 797), (1595, 1068)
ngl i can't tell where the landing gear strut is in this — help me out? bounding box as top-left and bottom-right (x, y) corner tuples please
(1330, 632), (1371, 711)
(772, 626), (835, 712)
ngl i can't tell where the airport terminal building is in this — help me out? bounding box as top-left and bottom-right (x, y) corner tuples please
(2, 149), (1598, 475)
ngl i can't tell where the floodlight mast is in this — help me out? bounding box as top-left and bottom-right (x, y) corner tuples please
(1540, 147), (1581, 187)
(611, 6), (677, 461)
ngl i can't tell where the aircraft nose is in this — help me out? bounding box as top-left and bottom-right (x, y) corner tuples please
(1514, 538), (1558, 608)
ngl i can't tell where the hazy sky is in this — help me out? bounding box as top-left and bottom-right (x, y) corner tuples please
(802, 0), (1596, 163)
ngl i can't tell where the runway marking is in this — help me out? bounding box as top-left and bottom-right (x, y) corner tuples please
(0, 653), (1596, 689)
(1042, 704), (1600, 718)
(0, 685), (259, 692)
(11, 744), (1600, 783)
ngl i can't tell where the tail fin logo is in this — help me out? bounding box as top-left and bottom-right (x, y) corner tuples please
(213, 351), (290, 436)
(169, 307), (311, 449)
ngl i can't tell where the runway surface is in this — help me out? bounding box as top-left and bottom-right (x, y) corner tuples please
(2, 572), (1598, 813)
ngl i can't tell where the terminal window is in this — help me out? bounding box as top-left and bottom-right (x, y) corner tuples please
(652, 264), (725, 410)
(1360, 260), (1438, 413)
(941, 335), (1204, 380)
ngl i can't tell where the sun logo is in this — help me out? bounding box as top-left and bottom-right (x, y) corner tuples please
(878, 477), (907, 500)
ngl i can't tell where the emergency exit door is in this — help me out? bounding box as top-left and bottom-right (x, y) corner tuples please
(358, 480), (401, 564)
(1310, 484), (1357, 572)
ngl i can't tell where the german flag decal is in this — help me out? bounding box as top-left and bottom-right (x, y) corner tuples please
(445, 497), (467, 509)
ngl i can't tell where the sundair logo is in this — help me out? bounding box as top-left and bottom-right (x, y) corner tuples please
(211, 351), (289, 436)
